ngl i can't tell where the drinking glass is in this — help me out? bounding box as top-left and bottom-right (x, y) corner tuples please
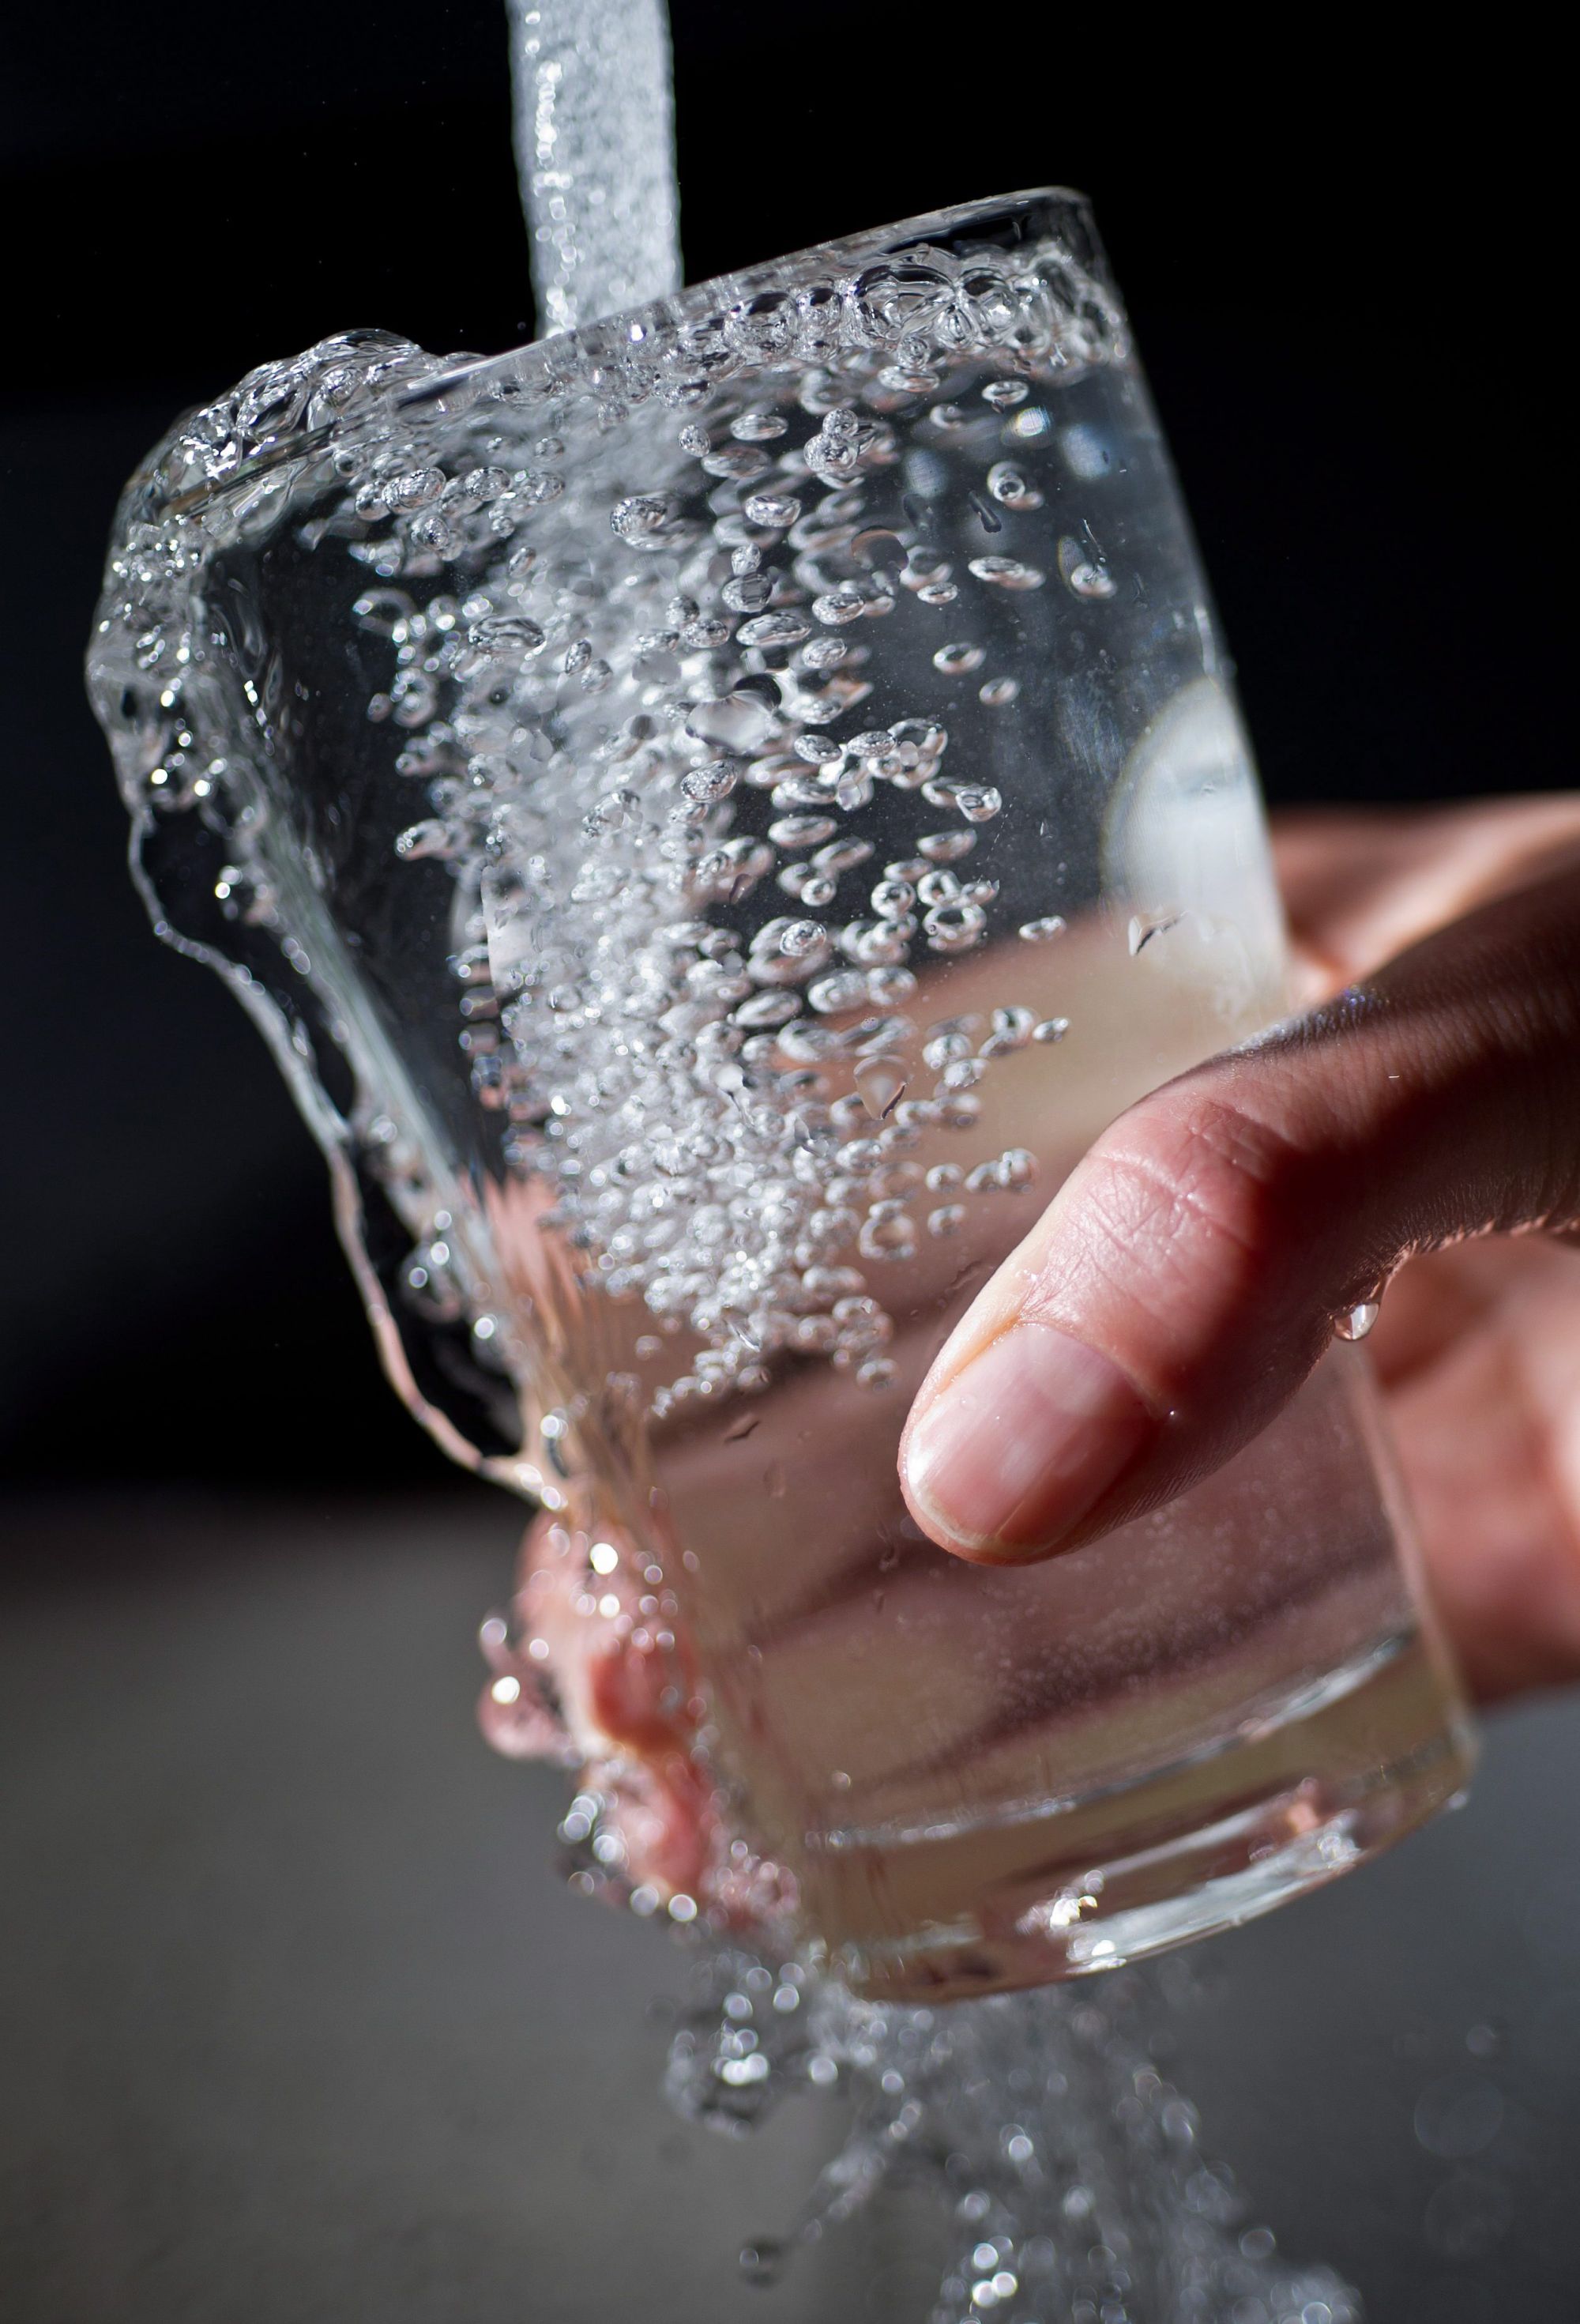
(88, 189), (1475, 1998)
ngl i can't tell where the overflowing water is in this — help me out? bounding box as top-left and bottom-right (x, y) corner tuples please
(77, 6), (1478, 2312)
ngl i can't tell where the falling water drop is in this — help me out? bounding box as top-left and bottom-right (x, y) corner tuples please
(1334, 1301), (1380, 1342)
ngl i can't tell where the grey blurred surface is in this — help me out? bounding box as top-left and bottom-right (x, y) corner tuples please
(2, 1494), (1576, 2322)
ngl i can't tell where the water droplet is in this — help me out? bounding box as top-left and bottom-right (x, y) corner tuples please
(1334, 1301), (1379, 1342)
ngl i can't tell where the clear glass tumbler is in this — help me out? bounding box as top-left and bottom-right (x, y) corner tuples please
(88, 190), (1475, 1999)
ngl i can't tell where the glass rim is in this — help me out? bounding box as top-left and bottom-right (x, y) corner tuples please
(132, 187), (1112, 520)
(401, 184), (1106, 412)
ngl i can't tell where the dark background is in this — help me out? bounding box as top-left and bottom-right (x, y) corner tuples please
(2, 16), (1574, 2323)
(0, 9), (1563, 1486)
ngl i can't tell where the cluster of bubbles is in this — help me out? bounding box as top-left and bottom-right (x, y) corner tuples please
(351, 297), (1122, 1403)
(666, 1942), (1362, 2323)
(88, 223), (1124, 1415)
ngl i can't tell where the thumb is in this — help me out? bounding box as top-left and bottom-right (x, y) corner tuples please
(899, 861), (1580, 1564)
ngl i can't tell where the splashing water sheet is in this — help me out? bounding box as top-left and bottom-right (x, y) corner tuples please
(81, 7), (1478, 2317)
(667, 1945), (1360, 2322)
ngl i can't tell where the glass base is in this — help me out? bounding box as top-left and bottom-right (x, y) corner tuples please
(809, 1631), (1477, 2002)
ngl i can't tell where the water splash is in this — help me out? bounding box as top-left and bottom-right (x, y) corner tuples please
(507, 0), (683, 335)
(666, 1941), (1364, 2323)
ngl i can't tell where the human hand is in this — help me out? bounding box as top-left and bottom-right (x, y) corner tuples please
(899, 797), (1580, 1703)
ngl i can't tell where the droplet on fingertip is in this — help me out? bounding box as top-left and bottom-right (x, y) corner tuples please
(1334, 1300), (1380, 1342)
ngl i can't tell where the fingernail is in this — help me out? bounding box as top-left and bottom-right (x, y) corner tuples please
(902, 1324), (1151, 1559)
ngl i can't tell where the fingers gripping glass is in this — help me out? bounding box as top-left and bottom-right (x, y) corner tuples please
(88, 190), (1474, 1998)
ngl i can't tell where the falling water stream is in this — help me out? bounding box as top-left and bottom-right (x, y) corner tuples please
(506, 0), (683, 334)
(488, 9), (1364, 2318)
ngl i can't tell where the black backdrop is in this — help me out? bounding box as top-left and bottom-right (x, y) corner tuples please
(1, 3), (1563, 1491)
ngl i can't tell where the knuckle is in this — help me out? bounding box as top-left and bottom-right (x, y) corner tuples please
(1024, 1090), (1315, 1355)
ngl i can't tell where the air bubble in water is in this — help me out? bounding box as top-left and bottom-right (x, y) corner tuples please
(969, 556), (1045, 590)
(685, 692), (777, 751)
(855, 1057), (908, 1120)
(738, 2239), (786, 2286)
(986, 461), (1044, 510)
(611, 493), (674, 544)
(723, 573), (773, 612)
(919, 830), (976, 864)
(467, 613), (546, 656)
(739, 611), (811, 649)
(1128, 910), (1183, 955)
(743, 492), (801, 530)
(1033, 1017), (1070, 1044)
(982, 378), (1029, 408)
(769, 814), (837, 849)
(394, 819), (453, 861)
(812, 588), (868, 627)
(679, 759), (741, 804)
(1059, 533), (1118, 599)
(1018, 915), (1066, 942)
(934, 642), (986, 675)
